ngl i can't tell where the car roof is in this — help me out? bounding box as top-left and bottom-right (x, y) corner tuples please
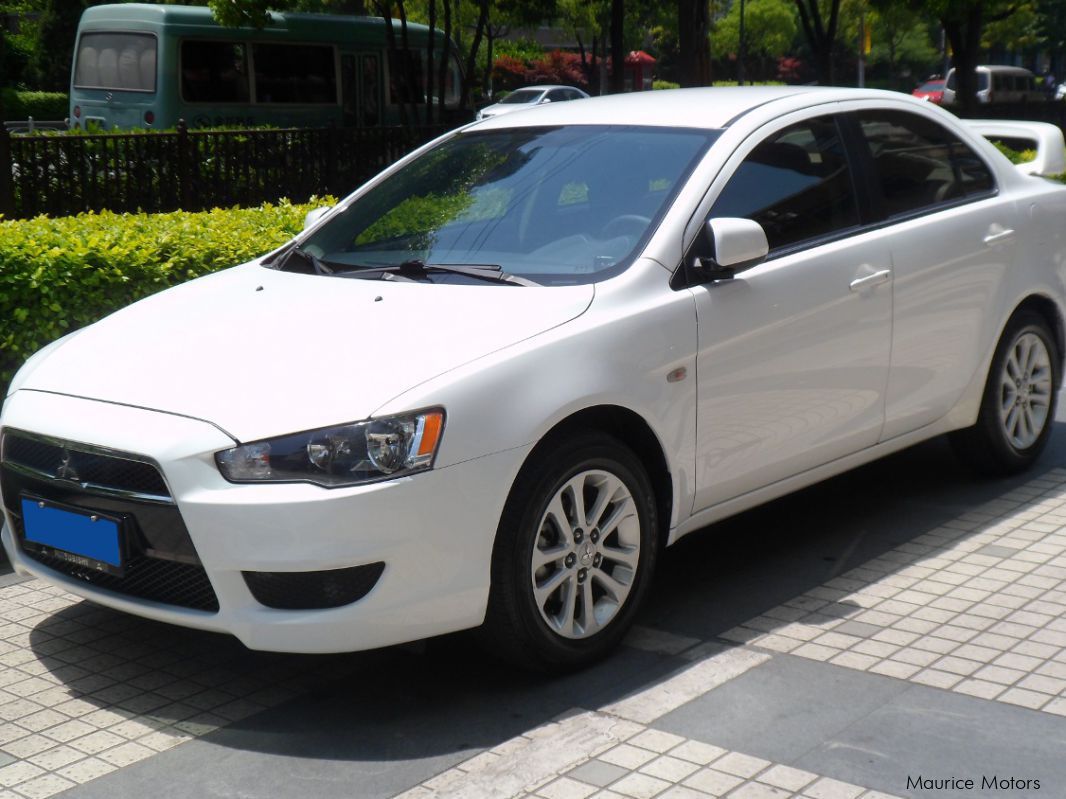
(471, 85), (930, 132)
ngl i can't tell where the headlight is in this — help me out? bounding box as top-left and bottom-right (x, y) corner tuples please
(215, 409), (445, 487)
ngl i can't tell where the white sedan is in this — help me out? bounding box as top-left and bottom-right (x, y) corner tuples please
(475, 85), (589, 120)
(3, 87), (1066, 671)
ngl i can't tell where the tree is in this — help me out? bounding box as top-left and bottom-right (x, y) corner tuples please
(793, 0), (842, 85)
(27, 0), (85, 90)
(676, 0), (711, 87)
(866, 3), (936, 87)
(915, 0), (1034, 116)
(712, 0), (797, 74)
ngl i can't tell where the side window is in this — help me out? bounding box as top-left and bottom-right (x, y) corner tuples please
(854, 110), (994, 218)
(710, 116), (859, 252)
(253, 43), (337, 104)
(181, 41), (249, 103)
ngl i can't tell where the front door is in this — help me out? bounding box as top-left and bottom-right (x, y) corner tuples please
(687, 114), (893, 512)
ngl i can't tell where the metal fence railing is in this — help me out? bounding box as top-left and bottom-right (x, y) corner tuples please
(0, 121), (452, 220)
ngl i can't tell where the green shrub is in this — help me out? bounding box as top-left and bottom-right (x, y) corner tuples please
(494, 38), (545, 64)
(0, 198), (334, 395)
(2, 89), (69, 121)
(652, 80), (681, 91)
(993, 140), (1037, 164)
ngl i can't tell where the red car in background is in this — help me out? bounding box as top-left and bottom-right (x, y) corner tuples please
(912, 79), (946, 104)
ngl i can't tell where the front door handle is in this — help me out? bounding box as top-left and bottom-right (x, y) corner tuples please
(983, 227), (1016, 246)
(849, 269), (892, 292)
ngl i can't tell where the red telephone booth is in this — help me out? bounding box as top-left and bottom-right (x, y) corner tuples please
(625, 51), (656, 91)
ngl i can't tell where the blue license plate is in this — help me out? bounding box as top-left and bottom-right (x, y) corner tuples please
(20, 496), (124, 574)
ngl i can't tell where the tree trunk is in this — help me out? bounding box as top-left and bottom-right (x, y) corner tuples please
(943, 5), (983, 117)
(374, 0), (409, 128)
(396, 2), (421, 124)
(426, 0), (436, 124)
(610, 0), (625, 93)
(677, 0), (710, 88)
(438, 0), (452, 121)
(794, 0), (840, 86)
(460, 0), (490, 111)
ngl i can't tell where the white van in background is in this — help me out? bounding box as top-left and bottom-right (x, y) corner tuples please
(942, 65), (1043, 105)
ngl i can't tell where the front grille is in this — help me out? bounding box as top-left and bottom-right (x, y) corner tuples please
(243, 563), (385, 610)
(25, 549), (219, 612)
(1, 430), (219, 613)
(1, 434), (170, 499)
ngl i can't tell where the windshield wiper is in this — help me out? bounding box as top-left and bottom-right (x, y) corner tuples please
(278, 246), (339, 276)
(336, 260), (539, 286)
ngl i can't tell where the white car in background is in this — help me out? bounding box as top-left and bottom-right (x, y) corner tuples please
(3, 87), (1066, 671)
(475, 84), (589, 120)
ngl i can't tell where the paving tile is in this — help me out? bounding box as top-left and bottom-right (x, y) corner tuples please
(802, 777), (865, 799)
(726, 784), (789, 799)
(537, 777), (600, 799)
(600, 745), (659, 770)
(729, 471), (1066, 715)
(629, 731), (687, 754)
(608, 772), (671, 799)
(639, 756), (700, 783)
(568, 760), (631, 788)
(9, 773), (75, 799)
(755, 765), (818, 792)
(667, 741), (727, 767)
(682, 768), (745, 796)
(707, 753), (769, 780)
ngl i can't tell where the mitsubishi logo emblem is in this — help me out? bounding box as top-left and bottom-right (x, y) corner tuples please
(55, 449), (80, 482)
(579, 541), (595, 567)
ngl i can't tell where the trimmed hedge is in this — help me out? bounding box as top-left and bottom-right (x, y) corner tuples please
(2, 90), (69, 121)
(0, 198), (334, 395)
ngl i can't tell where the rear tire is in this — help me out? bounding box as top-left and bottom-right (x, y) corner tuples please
(951, 310), (1060, 475)
(481, 432), (659, 673)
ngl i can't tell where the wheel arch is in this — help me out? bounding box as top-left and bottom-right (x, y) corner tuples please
(512, 405), (674, 550)
(1013, 293), (1066, 367)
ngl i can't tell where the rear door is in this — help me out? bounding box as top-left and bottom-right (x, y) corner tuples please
(846, 107), (1021, 440)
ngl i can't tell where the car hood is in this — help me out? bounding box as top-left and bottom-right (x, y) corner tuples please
(17, 263), (594, 442)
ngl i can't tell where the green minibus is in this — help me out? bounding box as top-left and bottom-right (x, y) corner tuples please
(69, 3), (461, 129)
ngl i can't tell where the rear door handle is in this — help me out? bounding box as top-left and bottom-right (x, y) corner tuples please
(849, 269), (892, 292)
(983, 227), (1016, 246)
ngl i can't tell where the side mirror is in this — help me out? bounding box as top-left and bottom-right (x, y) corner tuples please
(303, 205), (334, 231)
(696, 217), (769, 280)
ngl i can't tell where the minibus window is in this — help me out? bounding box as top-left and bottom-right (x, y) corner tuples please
(253, 43), (337, 104)
(181, 41), (250, 103)
(75, 33), (156, 92)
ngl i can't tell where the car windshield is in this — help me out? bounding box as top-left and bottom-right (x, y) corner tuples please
(917, 81), (943, 92)
(294, 125), (718, 285)
(500, 89), (545, 104)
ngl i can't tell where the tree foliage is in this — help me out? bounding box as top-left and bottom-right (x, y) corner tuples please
(712, 0), (797, 59)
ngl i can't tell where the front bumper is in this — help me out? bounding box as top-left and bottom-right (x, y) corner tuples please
(0, 390), (529, 653)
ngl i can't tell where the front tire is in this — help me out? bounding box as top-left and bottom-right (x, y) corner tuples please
(482, 432), (659, 672)
(951, 310), (1060, 475)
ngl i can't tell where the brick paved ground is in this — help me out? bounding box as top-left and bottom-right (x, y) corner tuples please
(2, 432), (1066, 799)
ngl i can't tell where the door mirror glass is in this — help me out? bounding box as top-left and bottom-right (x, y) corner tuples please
(303, 206), (334, 230)
(706, 217), (769, 271)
